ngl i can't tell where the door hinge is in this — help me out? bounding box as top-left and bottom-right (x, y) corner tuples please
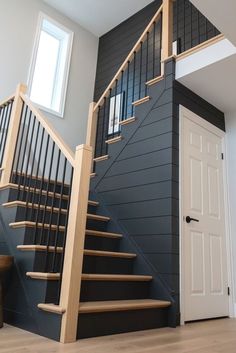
(221, 153), (224, 160)
(228, 287), (230, 296)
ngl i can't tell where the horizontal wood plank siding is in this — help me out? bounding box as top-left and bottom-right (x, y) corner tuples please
(94, 0), (220, 101)
(95, 60), (180, 318)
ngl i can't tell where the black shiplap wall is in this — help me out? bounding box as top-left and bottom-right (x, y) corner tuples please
(94, 0), (220, 102)
(93, 59), (225, 323)
(95, 60), (180, 319)
(94, 0), (162, 101)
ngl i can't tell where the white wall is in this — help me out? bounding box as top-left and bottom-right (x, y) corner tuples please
(225, 112), (236, 311)
(0, 0), (99, 150)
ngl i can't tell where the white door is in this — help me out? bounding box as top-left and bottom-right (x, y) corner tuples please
(181, 107), (229, 322)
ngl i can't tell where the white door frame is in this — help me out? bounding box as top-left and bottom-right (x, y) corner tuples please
(179, 105), (235, 324)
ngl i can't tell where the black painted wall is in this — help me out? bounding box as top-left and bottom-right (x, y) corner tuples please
(92, 59), (225, 324)
(94, 0), (220, 102)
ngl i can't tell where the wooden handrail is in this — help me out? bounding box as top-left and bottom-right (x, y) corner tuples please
(0, 94), (15, 108)
(20, 93), (75, 167)
(94, 3), (163, 111)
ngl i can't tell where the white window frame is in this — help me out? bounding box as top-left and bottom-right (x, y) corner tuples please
(28, 12), (74, 118)
(108, 92), (124, 135)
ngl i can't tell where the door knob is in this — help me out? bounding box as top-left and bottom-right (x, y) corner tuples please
(186, 216), (199, 224)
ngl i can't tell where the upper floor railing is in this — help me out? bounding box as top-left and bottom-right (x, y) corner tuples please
(87, 0), (222, 163)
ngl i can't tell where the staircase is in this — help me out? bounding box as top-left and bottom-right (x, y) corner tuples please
(0, 171), (171, 339)
(0, 0), (176, 343)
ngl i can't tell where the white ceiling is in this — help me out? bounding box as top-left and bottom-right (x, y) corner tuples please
(43, 0), (154, 37)
(191, 0), (236, 46)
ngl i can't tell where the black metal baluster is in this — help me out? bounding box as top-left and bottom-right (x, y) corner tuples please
(17, 110), (33, 199)
(94, 106), (101, 159)
(159, 13), (163, 76)
(120, 71), (124, 120)
(190, 2), (193, 49)
(2, 101), (13, 151)
(125, 61), (130, 119)
(34, 134), (50, 244)
(131, 51), (136, 117)
(197, 10), (200, 45)
(39, 140), (55, 244)
(0, 104), (10, 165)
(145, 32), (149, 95)
(205, 17), (208, 40)
(10, 102), (26, 182)
(153, 21), (156, 78)
(1, 102), (13, 161)
(29, 128), (45, 224)
(176, 0), (179, 54)
(51, 157), (67, 274)
(21, 115), (36, 201)
(44, 148), (61, 272)
(139, 42), (143, 100)
(25, 120), (40, 220)
(183, 0), (186, 52)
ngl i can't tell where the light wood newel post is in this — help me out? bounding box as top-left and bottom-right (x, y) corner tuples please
(59, 144), (92, 343)
(86, 102), (97, 171)
(0, 83), (27, 185)
(161, 0), (174, 72)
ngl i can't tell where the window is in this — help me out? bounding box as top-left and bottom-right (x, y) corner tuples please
(108, 93), (124, 135)
(28, 14), (73, 117)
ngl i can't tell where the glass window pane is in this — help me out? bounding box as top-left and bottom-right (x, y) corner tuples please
(30, 30), (60, 109)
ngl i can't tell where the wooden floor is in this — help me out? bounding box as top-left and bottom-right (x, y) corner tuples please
(0, 318), (236, 352)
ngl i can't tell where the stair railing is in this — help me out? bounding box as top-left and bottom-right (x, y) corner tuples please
(0, 83), (92, 343)
(86, 0), (173, 163)
(0, 94), (15, 175)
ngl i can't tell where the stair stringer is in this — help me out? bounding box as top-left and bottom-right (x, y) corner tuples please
(90, 59), (179, 326)
(0, 188), (62, 341)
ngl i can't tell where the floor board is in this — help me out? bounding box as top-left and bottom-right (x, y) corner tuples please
(0, 318), (235, 352)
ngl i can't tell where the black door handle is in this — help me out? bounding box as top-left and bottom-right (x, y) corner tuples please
(186, 216), (199, 224)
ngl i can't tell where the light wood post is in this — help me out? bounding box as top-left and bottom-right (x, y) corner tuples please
(0, 84), (27, 185)
(86, 102), (98, 171)
(161, 0), (174, 73)
(59, 144), (92, 343)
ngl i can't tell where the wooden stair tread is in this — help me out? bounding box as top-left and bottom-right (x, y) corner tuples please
(38, 303), (65, 314)
(18, 246), (134, 259)
(0, 183), (69, 200)
(85, 229), (122, 239)
(105, 136), (122, 144)
(119, 117), (136, 126)
(84, 249), (136, 259)
(146, 75), (164, 86)
(3, 201), (68, 214)
(26, 272), (60, 280)
(81, 274), (152, 281)
(87, 213), (110, 222)
(132, 96), (150, 106)
(26, 272), (152, 282)
(12, 171), (70, 188)
(17, 245), (63, 253)
(88, 200), (99, 207)
(93, 155), (109, 163)
(79, 299), (171, 313)
(9, 213), (108, 230)
(10, 221), (66, 231)
(3, 199), (98, 211)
